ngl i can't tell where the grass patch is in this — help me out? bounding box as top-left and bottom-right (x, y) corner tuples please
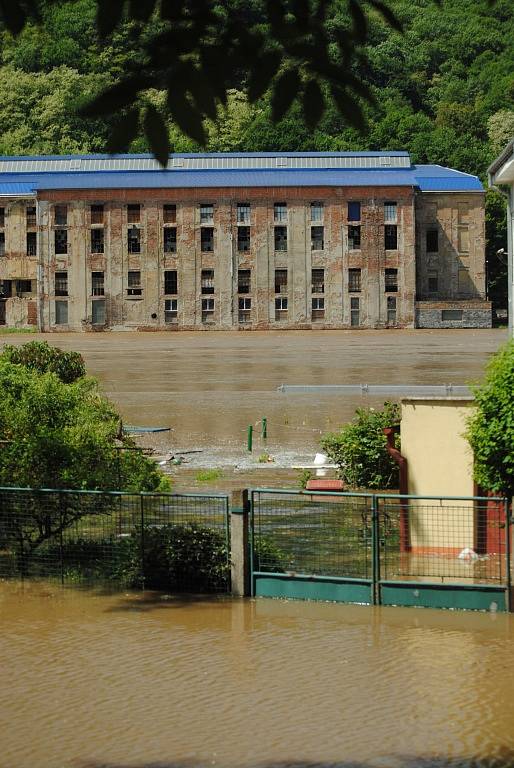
(195, 468), (224, 483)
(0, 327), (37, 334)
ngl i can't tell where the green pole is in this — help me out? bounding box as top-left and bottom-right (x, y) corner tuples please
(247, 425), (253, 452)
(262, 417), (267, 440)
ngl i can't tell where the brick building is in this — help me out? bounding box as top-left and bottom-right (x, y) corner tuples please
(0, 151), (490, 331)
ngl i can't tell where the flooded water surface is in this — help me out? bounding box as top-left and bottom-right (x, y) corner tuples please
(2, 582), (514, 768)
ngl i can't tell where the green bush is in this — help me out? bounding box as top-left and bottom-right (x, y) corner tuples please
(321, 402), (400, 490)
(1, 341), (86, 383)
(253, 535), (289, 573)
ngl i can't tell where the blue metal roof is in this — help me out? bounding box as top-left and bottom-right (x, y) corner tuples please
(0, 150), (411, 161)
(0, 182), (37, 196)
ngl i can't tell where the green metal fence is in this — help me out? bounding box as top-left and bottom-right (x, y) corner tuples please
(0, 486), (230, 592)
(250, 488), (511, 611)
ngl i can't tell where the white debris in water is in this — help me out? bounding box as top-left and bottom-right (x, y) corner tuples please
(458, 547), (478, 561)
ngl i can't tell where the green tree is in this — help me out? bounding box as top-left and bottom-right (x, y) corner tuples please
(321, 402), (400, 490)
(466, 341), (514, 497)
(1, 340), (86, 383)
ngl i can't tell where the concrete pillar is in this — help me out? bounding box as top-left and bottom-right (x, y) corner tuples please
(230, 490), (250, 597)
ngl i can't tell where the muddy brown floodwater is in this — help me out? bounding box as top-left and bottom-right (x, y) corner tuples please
(1, 582), (514, 768)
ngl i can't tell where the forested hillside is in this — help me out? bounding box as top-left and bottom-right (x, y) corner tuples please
(0, 0), (511, 303)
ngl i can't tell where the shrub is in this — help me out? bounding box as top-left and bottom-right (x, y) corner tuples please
(321, 402), (400, 490)
(253, 534), (289, 573)
(1, 340), (86, 383)
(195, 469), (223, 483)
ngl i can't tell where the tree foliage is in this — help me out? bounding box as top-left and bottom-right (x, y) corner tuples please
(321, 402), (400, 490)
(1, 340), (86, 383)
(466, 341), (514, 497)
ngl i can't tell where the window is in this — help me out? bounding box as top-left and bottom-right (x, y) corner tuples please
(350, 296), (360, 327)
(26, 232), (37, 256)
(54, 205), (67, 225)
(201, 227), (214, 252)
(238, 269), (251, 294)
(164, 270), (177, 295)
(55, 271), (68, 296)
(201, 297), (215, 323)
(310, 202), (323, 222)
(458, 266), (473, 295)
(428, 270), (438, 293)
(387, 296), (397, 324)
(238, 297), (252, 323)
(311, 226), (324, 251)
(55, 300), (68, 325)
(274, 202), (287, 222)
(201, 269), (214, 294)
(348, 201), (361, 222)
(384, 202), (397, 223)
(91, 204), (104, 224)
(16, 280), (32, 295)
(163, 204), (176, 224)
(165, 298), (178, 324)
(312, 268), (324, 294)
(92, 299), (106, 325)
(91, 228), (104, 254)
(275, 296), (288, 319)
(92, 271), (104, 296)
(127, 204), (140, 224)
(312, 296), (325, 320)
(128, 227), (141, 254)
(274, 225), (287, 251)
(385, 268), (398, 292)
(348, 225), (361, 249)
(26, 206), (36, 228)
(237, 203), (250, 224)
(275, 269), (288, 294)
(127, 270), (142, 296)
(442, 309), (463, 321)
(384, 225), (397, 250)
(0, 208), (5, 227)
(55, 229), (67, 254)
(426, 228), (438, 252)
(200, 204), (213, 224)
(164, 227), (177, 253)
(348, 268), (361, 292)
(0, 232), (4, 256)
(237, 226), (250, 252)
(458, 228), (469, 253)
(0, 280), (11, 297)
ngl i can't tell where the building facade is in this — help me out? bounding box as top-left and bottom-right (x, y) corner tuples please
(0, 151), (490, 331)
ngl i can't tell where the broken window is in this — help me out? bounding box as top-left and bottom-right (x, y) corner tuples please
(442, 309), (463, 321)
(274, 203), (287, 222)
(237, 204), (250, 224)
(387, 296), (397, 324)
(165, 298), (178, 324)
(348, 225), (361, 250)
(0, 232), (5, 256)
(163, 204), (176, 224)
(91, 204), (104, 224)
(310, 202), (323, 222)
(348, 201), (361, 222)
(385, 268), (398, 292)
(312, 296), (325, 320)
(55, 271), (68, 296)
(274, 225), (287, 251)
(91, 271), (104, 296)
(275, 295), (288, 320)
(384, 202), (397, 223)
(55, 229), (67, 254)
(55, 300), (68, 325)
(200, 204), (213, 224)
(311, 226), (324, 251)
(384, 225), (397, 250)
(238, 269), (251, 294)
(16, 280), (33, 295)
(238, 297), (251, 323)
(428, 270), (438, 293)
(201, 269), (214, 294)
(127, 270), (142, 296)
(350, 296), (360, 326)
(26, 232), (37, 256)
(0, 208), (5, 227)
(426, 228), (438, 252)
(55, 205), (68, 226)
(201, 297), (215, 322)
(128, 227), (141, 254)
(312, 268), (324, 294)
(237, 226), (250, 252)
(275, 269), (287, 294)
(91, 228), (104, 254)
(92, 299), (106, 325)
(26, 206), (36, 228)
(201, 227), (214, 252)
(0, 280), (11, 297)
(164, 270), (177, 295)
(164, 227), (177, 253)
(127, 204), (140, 223)
(348, 268), (361, 292)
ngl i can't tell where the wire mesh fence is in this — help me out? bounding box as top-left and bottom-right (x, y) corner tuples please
(0, 487), (230, 592)
(251, 490), (373, 579)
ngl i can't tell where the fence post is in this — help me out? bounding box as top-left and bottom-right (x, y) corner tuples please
(371, 495), (381, 606)
(59, 491), (65, 586)
(230, 490), (250, 596)
(140, 494), (145, 590)
(506, 498), (512, 612)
